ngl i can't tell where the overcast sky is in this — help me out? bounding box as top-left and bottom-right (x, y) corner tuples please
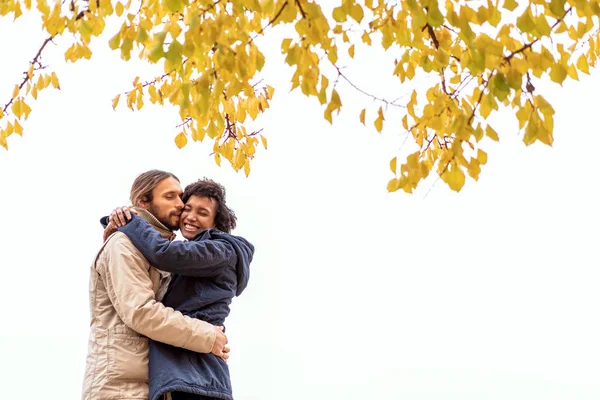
(1, 9), (600, 400)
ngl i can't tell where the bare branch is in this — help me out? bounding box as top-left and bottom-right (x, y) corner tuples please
(248, 128), (264, 136)
(295, 0), (306, 19)
(333, 64), (405, 108)
(176, 117), (192, 128)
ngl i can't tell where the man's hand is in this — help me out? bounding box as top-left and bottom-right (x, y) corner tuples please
(211, 326), (230, 362)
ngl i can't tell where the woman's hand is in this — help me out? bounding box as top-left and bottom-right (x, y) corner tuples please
(102, 206), (137, 242)
(110, 206), (137, 227)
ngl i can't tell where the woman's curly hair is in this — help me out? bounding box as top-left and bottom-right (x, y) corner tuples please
(181, 178), (237, 233)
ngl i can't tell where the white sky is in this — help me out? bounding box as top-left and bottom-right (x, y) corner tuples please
(1, 8), (600, 400)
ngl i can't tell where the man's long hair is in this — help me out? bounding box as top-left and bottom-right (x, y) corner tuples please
(182, 178), (237, 233)
(130, 170), (180, 206)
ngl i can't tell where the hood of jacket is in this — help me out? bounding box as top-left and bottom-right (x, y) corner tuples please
(196, 228), (254, 296)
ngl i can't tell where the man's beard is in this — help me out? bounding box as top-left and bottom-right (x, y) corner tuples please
(148, 203), (180, 231)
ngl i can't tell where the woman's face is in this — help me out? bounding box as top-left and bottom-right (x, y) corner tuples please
(180, 195), (217, 240)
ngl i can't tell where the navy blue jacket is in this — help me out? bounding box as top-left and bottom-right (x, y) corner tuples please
(115, 215), (254, 400)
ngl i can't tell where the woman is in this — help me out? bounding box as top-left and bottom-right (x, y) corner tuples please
(106, 178), (254, 400)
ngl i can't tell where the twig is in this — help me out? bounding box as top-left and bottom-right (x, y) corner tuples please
(249, 0), (288, 43)
(442, 24), (459, 34)
(295, 0), (306, 18)
(199, 0), (220, 13)
(426, 24), (439, 49)
(505, 7), (572, 62)
(252, 79), (264, 88)
(451, 74), (475, 99)
(248, 128), (264, 136)
(333, 64), (405, 108)
(424, 133), (437, 151)
(125, 59), (188, 94)
(176, 117), (192, 128)
(467, 74), (491, 125)
(3, 36), (54, 114)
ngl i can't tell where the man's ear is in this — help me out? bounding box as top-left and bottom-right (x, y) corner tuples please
(137, 196), (151, 209)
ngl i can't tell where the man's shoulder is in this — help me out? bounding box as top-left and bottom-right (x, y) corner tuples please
(100, 232), (143, 256)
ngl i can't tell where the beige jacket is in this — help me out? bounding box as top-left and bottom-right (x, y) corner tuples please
(82, 209), (217, 400)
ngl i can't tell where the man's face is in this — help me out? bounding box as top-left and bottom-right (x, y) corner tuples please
(144, 177), (184, 231)
(180, 195), (217, 240)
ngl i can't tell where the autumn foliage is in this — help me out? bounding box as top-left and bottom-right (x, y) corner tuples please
(1, 0), (599, 192)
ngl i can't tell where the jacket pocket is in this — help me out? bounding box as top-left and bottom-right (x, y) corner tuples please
(107, 325), (149, 383)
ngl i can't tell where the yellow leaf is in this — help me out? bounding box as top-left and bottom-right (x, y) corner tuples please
(22, 102), (31, 119)
(12, 85), (19, 99)
(108, 32), (121, 50)
(477, 149), (487, 165)
(281, 38), (293, 53)
(50, 72), (60, 89)
(549, 63), (567, 84)
(348, 44), (355, 58)
(387, 178), (400, 192)
(214, 152), (222, 166)
(324, 89), (342, 123)
(174, 132), (187, 149)
(260, 134), (268, 149)
(332, 7), (346, 23)
(374, 106), (384, 133)
(243, 159), (251, 177)
(390, 156), (397, 173)
(112, 94), (120, 110)
(441, 165), (466, 192)
(11, 99), (22, 118)
(535, 95), (555, 116)
(13, 1), (23, 18)
(266, 85), (275, 99)
(485, 125), (499, 141)
(6, 122), (13, 137)
(191, 128), (206, 142)
(359, 108), (366, 125)
(567, 64), (578, 80)
(503, 0), (518, 11)
(361, 32), (372, 45)
(516, 9), (535, 34)
(13, 120), (23, 136)
(577, 54), (590, 74)
(349, 4), (364, 23)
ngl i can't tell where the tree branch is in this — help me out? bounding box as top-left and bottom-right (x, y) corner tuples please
(249, 0), (288, 43)
(3, 36), (54, 115)
(467, 74), (491, 125)
(426, 24), (439, 50)
(295, 0), (306, 19)
(505, 7), (572, 62)
(333, 64), (405, 108)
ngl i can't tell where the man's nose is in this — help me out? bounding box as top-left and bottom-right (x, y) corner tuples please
(175, 197), (184, 209)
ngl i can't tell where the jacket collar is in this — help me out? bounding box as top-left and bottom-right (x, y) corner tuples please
(132, 207), (176, 240)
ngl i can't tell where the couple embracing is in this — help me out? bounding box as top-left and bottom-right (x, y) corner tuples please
(82, 170), (254, 400)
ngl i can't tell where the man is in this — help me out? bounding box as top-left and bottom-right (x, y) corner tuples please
(82, 170), (229, 400)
